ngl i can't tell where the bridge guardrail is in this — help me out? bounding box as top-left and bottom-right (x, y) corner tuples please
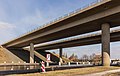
(0, 63), (39, 71)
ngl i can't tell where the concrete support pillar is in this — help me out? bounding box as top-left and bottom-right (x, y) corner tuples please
(101, 23), (110, 66)
(59, 48), (63, 63)
(30, 43), (34, 63)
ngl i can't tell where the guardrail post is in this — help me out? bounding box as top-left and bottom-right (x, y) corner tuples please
(88, 62), (91, 65)
(24, 62), (26, 70)
(4, 61), (6, 70)
(76, 62), (79, 65)
(11, 61), (14, 70)
(83, 62), (85, 65)
(18, 61), (20, 70)
(59, 62), (61, 66)
(34, 61), (36, 69)
(68, 62), (70, 66)
(27, 67), (29, 70)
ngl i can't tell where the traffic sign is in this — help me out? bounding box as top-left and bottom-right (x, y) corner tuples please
(46, 54), (51, 61)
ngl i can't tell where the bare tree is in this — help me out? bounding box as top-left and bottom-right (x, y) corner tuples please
(89, 53), (96, 60)
(82, 54), (89, 61)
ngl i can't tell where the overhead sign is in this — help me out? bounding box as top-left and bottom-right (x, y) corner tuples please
(46, 54), (51, 61)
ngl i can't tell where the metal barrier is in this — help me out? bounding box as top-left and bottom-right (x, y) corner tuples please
(0, 63), (39, 71)
(0, 61), (93, 71)
(0, 62), (94, 75)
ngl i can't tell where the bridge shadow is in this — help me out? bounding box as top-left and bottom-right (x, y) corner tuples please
(7, 48), (41, 63)
(6, 48), (67, 63)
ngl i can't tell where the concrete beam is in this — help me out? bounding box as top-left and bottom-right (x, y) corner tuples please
(30, 43), (34, 63)
(101, 23), (110, 66)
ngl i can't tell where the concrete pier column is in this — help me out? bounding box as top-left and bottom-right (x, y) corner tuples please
(59, 48), (63, 63)
(30, 43), (34, 63)
(101, 23), (110, 66)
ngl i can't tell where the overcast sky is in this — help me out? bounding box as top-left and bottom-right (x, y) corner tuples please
(0, 0), (120, 59)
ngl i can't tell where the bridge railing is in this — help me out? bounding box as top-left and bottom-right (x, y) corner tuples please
(0, 63), (39, 71)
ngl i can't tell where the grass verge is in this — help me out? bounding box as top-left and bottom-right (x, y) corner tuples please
(8, 66), (120, 76)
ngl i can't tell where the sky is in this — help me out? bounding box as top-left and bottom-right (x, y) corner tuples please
(0, 0), (120, 59)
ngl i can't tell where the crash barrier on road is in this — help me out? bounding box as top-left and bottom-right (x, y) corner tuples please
(48, 61), (93, 67)
(0, 63), (39, 71)
(0, 69), (39, 75)
(45, 64), (93, 71)
(67, 62), (92, 66)
(0, 63), (40, 75)
(0, 62), (94, 75)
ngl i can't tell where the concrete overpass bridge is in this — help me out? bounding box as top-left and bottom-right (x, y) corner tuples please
(2, 0), (120, 66)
